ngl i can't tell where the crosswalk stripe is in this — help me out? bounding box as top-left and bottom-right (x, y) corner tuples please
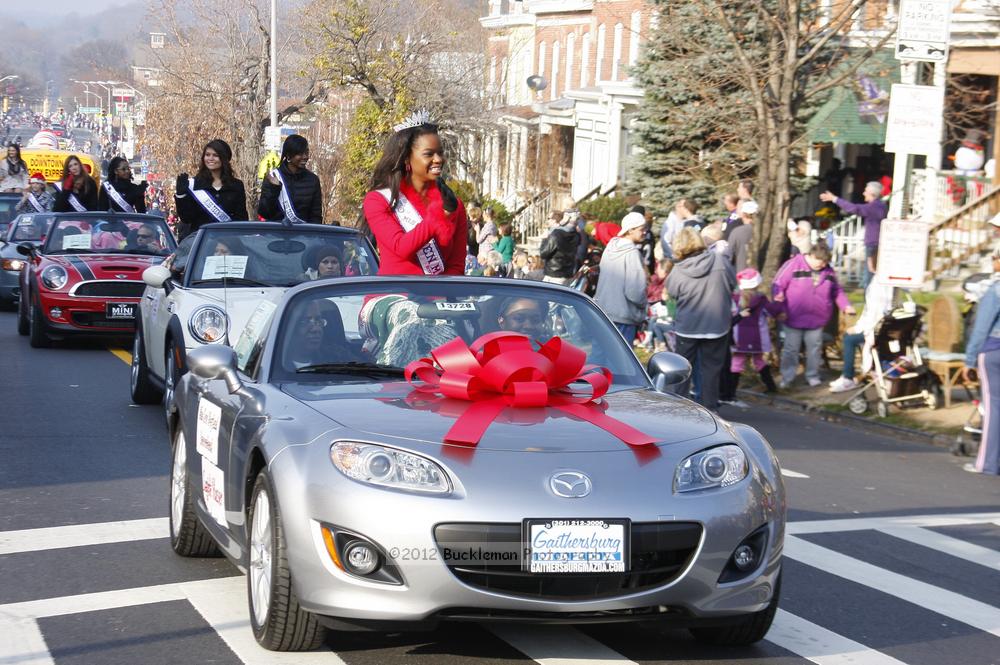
(0, 581), (189, 620)
(781, 469), (811, 478)
(787, 512), (1000, 535)
(768, 609), (907, 665)
(876, 525), (1000, 572)
(0, 518), (168, 556)
(0, 618), (55, 665)
(184, 577), (341, 664)
(785, 535), (1000, 638)
(489, 624), (638, 665)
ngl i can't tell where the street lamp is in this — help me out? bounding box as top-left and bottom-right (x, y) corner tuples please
(0, 75), (19, 85)
(270, 0), (277, 129)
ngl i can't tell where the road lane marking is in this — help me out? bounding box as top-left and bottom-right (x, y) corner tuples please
(489, 624), (638, 664)
(0, 581), (190, 620)
(108, 347), (132, 365)
(787, 512), (1000, 535)
(185, 577), (340, 664)
(768, 609), (908, 665)
(876, 525), (1000, 571)
(0, 618), (55, 665)
(0, 518), (167, 556)
(785, 535), (1000, 638)
(781, 469), (810, 478)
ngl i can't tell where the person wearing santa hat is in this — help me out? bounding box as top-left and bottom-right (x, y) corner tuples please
(16, 173), (54, 213)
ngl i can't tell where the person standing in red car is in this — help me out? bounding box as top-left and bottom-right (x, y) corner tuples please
(362, 111), (467, 276)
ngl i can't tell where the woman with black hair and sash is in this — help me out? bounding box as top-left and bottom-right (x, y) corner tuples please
(173, 139), (248, 240)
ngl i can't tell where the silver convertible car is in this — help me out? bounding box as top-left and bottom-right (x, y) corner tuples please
(169, 277), (785, 651)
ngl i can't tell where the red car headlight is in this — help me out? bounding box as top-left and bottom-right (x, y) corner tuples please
(40, 265), (68, 290)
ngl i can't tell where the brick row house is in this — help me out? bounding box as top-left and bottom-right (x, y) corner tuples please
(480, 0), (655, 237)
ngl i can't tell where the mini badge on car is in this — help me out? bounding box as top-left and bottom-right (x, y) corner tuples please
(115, 274), (128, 279)
(549, 471), (592, 498)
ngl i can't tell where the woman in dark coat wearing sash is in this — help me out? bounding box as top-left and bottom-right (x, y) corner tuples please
(361, 111), (467, 276)
(173, 139), (248, 240)
(53, 155), (99, 212)
(99, 156), (148, 213)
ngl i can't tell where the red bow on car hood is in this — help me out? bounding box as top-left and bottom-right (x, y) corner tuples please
(404, 332), (656, 448)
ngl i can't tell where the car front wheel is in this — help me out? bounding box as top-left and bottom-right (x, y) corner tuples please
(131, 324), (163, 404)
(28, 294), (51, 348)
(164, 340), (181, 427)
(169, 427), (219, 557)
(247, 470), (327, 651)
(689, 569), (781, 646)
(17, 292), (28, 336)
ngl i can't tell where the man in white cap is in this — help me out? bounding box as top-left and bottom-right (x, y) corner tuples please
(595, 211), (649, 344)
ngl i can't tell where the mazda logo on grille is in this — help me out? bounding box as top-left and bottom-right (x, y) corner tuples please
(549, 471), (592, 498)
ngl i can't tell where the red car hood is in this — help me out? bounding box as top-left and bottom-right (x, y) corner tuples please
(47, 254), (160, 281)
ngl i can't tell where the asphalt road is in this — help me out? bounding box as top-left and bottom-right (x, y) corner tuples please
(1, 310), (998, 665)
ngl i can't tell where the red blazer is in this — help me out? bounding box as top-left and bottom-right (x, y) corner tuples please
(363, 180), (468, 276)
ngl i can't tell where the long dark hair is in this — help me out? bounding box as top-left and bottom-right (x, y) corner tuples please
(195, 139), (237, 185)
(107, 156), (128, 184)
(369, 123), (440, 209)
(6, 142), (26, 174)
(60, 155), (96, 196)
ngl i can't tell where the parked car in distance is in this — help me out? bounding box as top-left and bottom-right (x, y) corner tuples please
(0, 213), (55, 307)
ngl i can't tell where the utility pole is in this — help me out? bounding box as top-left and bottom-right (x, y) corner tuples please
(270, 0), (277, 129)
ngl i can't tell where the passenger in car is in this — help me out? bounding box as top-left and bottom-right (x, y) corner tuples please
(497, 297), (547, 339)
(302, 245), (343, 280)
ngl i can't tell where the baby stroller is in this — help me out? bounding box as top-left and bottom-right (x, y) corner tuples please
(843, 306), (942, 417)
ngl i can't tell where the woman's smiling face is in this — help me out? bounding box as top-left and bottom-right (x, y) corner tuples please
(407, 133), (444, 181)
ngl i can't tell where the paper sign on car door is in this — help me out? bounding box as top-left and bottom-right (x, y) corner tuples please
(196, 398), (222, 465)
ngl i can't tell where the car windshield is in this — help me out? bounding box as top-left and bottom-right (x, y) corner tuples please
(271, 281), (649, 390)
(187, 228), (377, 288)
(8, 214), (54, 242)
(44, 216), (177, 255)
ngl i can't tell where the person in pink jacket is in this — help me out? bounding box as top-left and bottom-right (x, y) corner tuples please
(772, 244), (855, 388)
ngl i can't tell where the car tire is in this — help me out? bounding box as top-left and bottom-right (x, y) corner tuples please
(164, 339), (181, 427)
(689, 570), (781, 646)
(169, 426), (219, 557)
(131, 325), (163, 404)
(247, 470), (327, 651)
(28, 294), (51, 348)
(17, 293), (28, 336)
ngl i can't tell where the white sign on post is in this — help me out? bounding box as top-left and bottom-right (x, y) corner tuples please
(876, 219), (930, 288)
(884, 84), (945, 156)
(895, 0), (951, 62)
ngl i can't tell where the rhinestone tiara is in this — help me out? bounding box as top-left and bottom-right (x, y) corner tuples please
(393, 109), (433, 133)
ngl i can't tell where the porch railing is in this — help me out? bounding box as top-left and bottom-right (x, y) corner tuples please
(926, 184), (1000, 279)
(824, 214), (866, 286)
(909, 170), (994, 223)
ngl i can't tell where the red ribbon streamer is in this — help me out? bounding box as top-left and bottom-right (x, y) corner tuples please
(404, 332), (656, 448)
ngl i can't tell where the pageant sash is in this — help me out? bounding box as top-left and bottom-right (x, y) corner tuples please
(54, 182), (87, 212)
(27, 192), (46, 213)
(189, 178), (231, 222)
(102, 181), (135, 213)
(377, 188), (445, 275)
(271, 169), (304, 223)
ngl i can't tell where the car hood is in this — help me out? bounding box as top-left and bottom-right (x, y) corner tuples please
(281, 382), (720, 453)
(49, 253), (161, 280)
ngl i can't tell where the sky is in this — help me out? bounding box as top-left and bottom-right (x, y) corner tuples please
(19, 0), (142, 20)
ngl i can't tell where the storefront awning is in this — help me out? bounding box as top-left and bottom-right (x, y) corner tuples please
(807, 50), (900, 145)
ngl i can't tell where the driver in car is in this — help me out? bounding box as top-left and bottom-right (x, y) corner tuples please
(497, 297), (548, 339)
(129, 223), (164, 252)
(287, 299), (361, 369)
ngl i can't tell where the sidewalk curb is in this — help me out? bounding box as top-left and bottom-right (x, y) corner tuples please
(735, 389), (956, 448)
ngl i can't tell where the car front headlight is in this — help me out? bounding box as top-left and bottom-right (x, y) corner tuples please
(40, 265), (68, 290)
(330, 441), (451, 494)
(188, 305), (228, 343)
(1, 258), (25, 272)
(674, 444), (748, 493)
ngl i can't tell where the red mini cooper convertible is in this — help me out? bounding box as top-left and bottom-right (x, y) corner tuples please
(16, 212), (176, 347)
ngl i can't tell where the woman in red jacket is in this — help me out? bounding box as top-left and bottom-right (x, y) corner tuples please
(362, 112), (467, 275)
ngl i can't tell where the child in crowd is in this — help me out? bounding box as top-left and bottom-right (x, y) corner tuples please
(731, 269), (781, 393)
(495, 221), (514, 264)
(525, 255), (545, 280)
(641, 259), (672, 350)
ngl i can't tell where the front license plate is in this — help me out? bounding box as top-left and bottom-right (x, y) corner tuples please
(523, 519), (629, 573)
(106, 302), (136, 320)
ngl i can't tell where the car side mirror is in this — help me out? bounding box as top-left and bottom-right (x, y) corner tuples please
(16, 242), (35, 257)
(647, 352), (691, 394)
(188, 345), (245, 395)
(143, 264), (171, 289)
